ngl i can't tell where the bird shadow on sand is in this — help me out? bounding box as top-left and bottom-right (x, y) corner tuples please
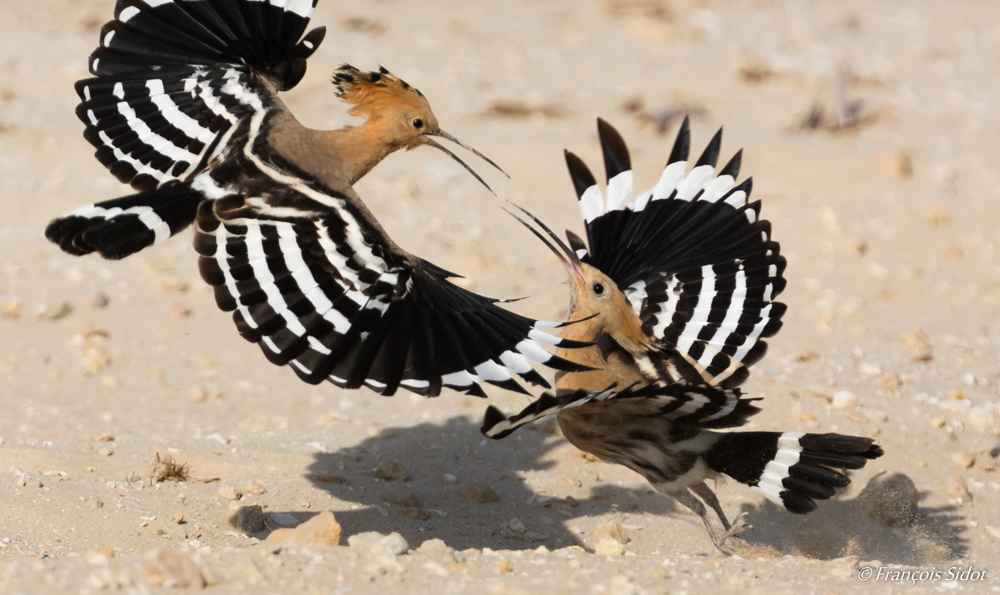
(252, 415), (966, 562)
(293, 415), (675, 552)
(732, 472), (968, 564)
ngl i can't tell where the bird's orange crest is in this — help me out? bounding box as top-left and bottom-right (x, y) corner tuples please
(332, 64), (430, 119)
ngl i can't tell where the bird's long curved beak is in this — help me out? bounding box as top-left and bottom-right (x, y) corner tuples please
(424, 130), (509, 195)
(504, 202), (587, 286)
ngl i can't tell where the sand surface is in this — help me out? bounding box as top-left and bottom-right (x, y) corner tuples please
(2, 0), (1000, 593)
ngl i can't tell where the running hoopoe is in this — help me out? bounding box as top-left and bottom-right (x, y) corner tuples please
(44, 0), (592, 397)
(483, 119), (883, 549)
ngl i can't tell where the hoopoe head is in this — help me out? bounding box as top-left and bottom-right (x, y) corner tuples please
(507, 206), (651, 353)
(333, 64), (506, 192)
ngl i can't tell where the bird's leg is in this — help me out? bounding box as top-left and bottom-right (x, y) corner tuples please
(690, 481), (749, 540)
(662, 487), (737, 553)
(689, 481), (731, 530)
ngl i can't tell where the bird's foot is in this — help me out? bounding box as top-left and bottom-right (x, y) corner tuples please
(710, 513), (751, 555)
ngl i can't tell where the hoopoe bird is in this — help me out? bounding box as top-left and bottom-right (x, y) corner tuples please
(483, 119), (883, 549)
(44, 0), (592, 397)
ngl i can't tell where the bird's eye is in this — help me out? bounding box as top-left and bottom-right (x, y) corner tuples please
(592, 282), (605, 296)
(412, 118), (424, 129)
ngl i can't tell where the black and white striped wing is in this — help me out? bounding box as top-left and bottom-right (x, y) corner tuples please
(566, 118), (786, 387)
(482, 381), (758, 439)
(75, 0), (325, 192)
(192, 121), (590, 397)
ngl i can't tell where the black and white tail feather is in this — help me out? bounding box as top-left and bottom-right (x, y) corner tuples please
(46, 182), (202, 259)
(45, 0), (593, 398)
(566, 118), (787, 388)
(703, 431), (884, 514)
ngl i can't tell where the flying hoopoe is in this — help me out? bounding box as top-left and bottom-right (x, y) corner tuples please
(483, 119), (883, 549)
(44, 0), (592, 397)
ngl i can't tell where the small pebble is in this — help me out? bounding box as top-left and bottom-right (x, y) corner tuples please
(97, 447), (113, 457)
(443, 473), (457, 484)
(879, 373), (901, 390)
(371, 533), (409, 556)
(401, 508), (432, 520)
(218, 485), (240, 501)
(92, 292), (110, 308)
(952, 452), (975, 469)
(242, 481), (266, 495)
(502, 517), (528, 536)
(593, 520), (629, 544)
(385, 490), (419, 508)
(975, 457), (996, 472)
(172, 513), (184, 524)
(832, 391), (857, 409)
(873, 150), (913, 179)
(46, 302), (73, 320)
(595, 537), (627, 556)
(230, 505), (266, 534)
(169, 302), (192, 318)
(269, 512), (299, 526)
(375, 461), (408, 481)
(858, 362), (881, 376)
(263, 511), (341, 546)
(416, 539), (457, 563)
(498, 560), (513, 573)
(460, 485), (500, 503)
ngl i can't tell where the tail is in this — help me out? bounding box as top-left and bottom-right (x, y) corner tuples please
(75, 0), (325, 191)
(45, 183), (201, 259)
(703, 432), (883, 514)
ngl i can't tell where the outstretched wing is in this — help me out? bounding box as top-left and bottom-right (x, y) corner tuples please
(75, 0), (326, 192)
(482, 381), (759, 439)
(193, 113), (590, 397)
(564, 118), (786, 387)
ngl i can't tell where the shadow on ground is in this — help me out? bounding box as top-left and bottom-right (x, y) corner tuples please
(735, 473), (967, 564)
(255, 415), (966, 562)
(297, 415), (677, 552)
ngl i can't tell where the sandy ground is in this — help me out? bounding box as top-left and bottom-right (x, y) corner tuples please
(2, 0), (1000, 593)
